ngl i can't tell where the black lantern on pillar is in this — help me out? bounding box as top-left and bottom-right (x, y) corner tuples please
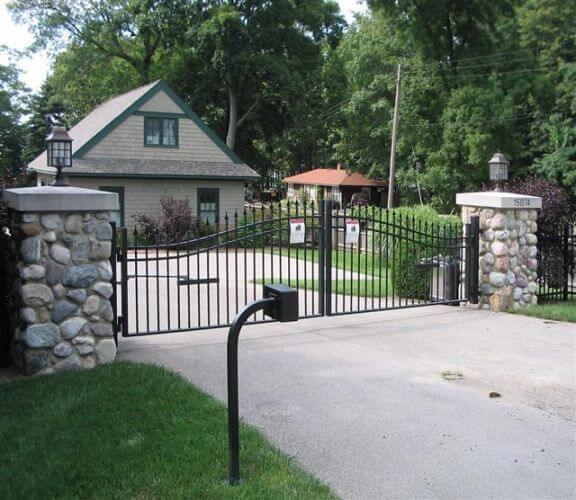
(46, 125), (73, 186)
(488, 152), (509, 192)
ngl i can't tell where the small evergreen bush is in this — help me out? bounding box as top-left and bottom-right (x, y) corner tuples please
(354, 205), (462, 299)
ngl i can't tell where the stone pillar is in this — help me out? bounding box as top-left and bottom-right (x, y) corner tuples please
(2, 186), (119, 375)
(456, 192), (542, 312)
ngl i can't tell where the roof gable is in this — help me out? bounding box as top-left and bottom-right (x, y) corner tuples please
(30, 80), (242, 169)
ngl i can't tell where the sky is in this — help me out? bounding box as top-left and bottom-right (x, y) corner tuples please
(0, 0), (368, 93)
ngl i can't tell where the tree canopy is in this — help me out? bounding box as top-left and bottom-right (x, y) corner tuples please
(3, 0), (576, 206)
(0, 63), (26, 175)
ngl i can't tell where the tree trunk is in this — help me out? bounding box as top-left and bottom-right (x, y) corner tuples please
(226, 87), (238, 150)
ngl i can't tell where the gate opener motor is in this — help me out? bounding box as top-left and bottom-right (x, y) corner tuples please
(263, 284), (299, 322)
(227, 284), (299, 486)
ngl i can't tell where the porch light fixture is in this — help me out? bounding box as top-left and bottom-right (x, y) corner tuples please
(488, 152), (509, 191)
(46, 125), (73, 186)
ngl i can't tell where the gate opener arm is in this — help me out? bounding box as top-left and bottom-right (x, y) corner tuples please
(227, 284), (298, 486)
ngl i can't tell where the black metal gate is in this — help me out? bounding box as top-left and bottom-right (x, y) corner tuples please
(537, 223), (575, 302)
(113, 201), (478, 337)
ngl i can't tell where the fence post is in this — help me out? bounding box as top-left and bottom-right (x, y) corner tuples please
(120, 227), (129, 337)
(468, 216), (480, 304)
(323, 199), (333, 315)
(563, 224), (569, 302)
(2, 186), (119, 374)
(110, 222), (118, 346)
(318, 201), (325, 316)
(456, 191), (542, 311)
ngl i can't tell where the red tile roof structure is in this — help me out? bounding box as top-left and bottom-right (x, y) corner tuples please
(282, 168), (386, 187)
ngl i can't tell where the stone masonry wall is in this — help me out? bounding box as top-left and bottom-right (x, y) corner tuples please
(462, 206), (539, 311)
(12, 211), (116, 374)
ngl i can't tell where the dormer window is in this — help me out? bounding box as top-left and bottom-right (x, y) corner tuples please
(144, 116), (178, 147)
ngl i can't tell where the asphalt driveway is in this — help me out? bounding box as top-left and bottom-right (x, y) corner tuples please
(118, 306), (575, 499)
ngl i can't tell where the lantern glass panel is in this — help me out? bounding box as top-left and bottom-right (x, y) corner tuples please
(49, 141), (72, 168)
(489, 163), (508, 181)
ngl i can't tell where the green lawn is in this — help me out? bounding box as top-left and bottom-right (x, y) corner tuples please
(510, 299), (576, 323)
(273, 247), (386, 276)
(254, 277), (393, 298)
(0, 363), (334, 499)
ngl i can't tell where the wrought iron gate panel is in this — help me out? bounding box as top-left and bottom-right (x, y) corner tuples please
(325, 203), (473, 316)
(117, 203), (324, 336)
(537, 223), (576, 302)
(115, 201), (477, 337)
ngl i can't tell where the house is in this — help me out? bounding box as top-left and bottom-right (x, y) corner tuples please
(29, 80), (259, 228)
(282, 166), (387, 207)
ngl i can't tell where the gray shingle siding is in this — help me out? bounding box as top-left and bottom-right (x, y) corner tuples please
(70, 177), (246, 230)
(83, 113), (232, 163)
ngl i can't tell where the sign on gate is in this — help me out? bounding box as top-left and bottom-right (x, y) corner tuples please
(345, 219), (360, 244)
(290, 218), (305, 244)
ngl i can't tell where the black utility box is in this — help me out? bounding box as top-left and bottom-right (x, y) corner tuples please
(417, 255), (460, 303)
(263, 284), (299, 322)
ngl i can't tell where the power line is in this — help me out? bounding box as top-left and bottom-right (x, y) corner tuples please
(413, 48), (535, 67)
(403, 65), (560, 83)
(288, 64), (560, 139)
(295, 82), (554, 138)
(402, 111), (551, 130)
(404, 55), (542, 74)
(442, 65), (559, 79)
(315, 96), (354, 118)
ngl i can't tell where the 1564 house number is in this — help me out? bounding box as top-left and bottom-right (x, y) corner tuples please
(513, 198), (531, 207)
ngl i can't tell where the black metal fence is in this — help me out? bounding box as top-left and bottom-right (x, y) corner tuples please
(0, 215), (18, 367)
(537, 223), (576, 302)
(114, 201), (477, 337)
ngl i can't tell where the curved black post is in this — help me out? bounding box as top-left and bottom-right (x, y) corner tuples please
(227, 297), (275, 486)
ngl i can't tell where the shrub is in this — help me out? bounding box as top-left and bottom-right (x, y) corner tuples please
(350, 192), (369, 207)
(133, 196), (212, 244)
(502, 176), (575, 228)
(297, 188), (310, 205)
(500, 177), (576, 291)
(355, 205), (462, 299)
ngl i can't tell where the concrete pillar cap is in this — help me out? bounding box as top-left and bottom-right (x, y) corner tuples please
(2, 186), (118, 212)
(456, 191), (542, 210)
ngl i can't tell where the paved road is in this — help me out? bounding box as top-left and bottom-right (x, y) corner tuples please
(118, 306), (576, 499)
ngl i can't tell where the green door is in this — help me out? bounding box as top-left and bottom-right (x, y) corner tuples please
(100, 186), (125, 226)
(197, 188), (219, 225)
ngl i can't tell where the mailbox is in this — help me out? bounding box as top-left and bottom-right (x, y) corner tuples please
(263, 284), (299, 322)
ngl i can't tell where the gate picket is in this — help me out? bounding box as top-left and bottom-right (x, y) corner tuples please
(114, 201), (477, 337)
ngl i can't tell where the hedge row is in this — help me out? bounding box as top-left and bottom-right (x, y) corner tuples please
(354, 205), (462, 299)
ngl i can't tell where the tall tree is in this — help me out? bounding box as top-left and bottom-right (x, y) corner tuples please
(22, 80), (67, 163)
(330, 2), (571, 209)
(518, 0), (576, 195)
(47, 42), (142, 124)
(367, 0), (515, 92)
(187, 0), (344, 149)
(8, 0), (191, 83)
(0, 63), (26, 174)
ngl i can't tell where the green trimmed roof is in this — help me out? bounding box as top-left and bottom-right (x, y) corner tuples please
(57, 158), (259, 180)
(29, 80), (257, 179)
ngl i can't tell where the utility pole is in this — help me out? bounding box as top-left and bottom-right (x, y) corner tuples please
(387, 63), (402, 209)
